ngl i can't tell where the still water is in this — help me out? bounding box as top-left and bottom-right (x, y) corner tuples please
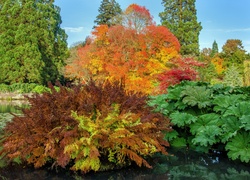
(0, 101), (249, 180)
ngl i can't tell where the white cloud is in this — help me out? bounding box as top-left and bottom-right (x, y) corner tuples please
(63, 26), (84, 33)
(204, 27), (250, 33)
(224, 28), (250, 33)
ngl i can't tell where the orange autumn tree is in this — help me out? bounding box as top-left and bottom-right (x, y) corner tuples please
(121, 3), (154, 33)
(66, 4), (180, 94)
(211, 55), (225, 75)
(65, 38), (93, 84)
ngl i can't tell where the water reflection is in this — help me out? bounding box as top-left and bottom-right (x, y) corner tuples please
(0, 100), (29, 113)
(0, 149), (249, 179)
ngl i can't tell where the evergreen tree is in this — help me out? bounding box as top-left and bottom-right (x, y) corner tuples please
(94, 0), (122, 28)
(211, 40), (219, 57)
(0, 0), (68, 85)
(159, 0), (202, 56)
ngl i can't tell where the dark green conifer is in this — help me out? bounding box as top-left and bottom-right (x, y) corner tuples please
(159, 0), (202, 56)
(0, 0), (68, 85)
(94, 0), (122, 28)
(211, 40), (219, 57)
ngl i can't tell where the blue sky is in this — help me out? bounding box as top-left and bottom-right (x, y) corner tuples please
(54, 0), (250, 53)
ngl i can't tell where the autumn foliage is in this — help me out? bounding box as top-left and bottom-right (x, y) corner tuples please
(158, 57), (204, 92)
(64, 4), (182, 95)
(211, 55), (225, 75)
(122, 3), (154, 33)
(65, 23), (180, 94)
(0, 81), (171, 173)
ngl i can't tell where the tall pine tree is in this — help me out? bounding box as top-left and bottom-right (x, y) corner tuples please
(211, 40), (219, 57)
(94, 0), (122, 28)
(159, 0), (202, 56)
(0, 0), (68, 85)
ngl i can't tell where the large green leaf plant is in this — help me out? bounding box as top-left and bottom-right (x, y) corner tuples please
(148, 81), (250, 163)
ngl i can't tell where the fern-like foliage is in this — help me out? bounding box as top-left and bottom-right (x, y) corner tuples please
(0, 80), (171, 173)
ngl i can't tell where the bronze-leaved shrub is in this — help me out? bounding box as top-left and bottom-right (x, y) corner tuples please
(0, 80), (171, 173)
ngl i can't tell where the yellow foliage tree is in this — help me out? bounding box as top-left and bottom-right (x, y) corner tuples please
(211, 55), (225, 75)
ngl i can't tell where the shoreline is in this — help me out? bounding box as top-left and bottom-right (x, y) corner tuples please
(0, 92), (33, 100)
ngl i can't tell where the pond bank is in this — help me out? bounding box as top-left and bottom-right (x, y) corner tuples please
(0, 92), (33, 100)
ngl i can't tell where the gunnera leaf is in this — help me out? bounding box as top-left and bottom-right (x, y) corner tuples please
(147, 94), (170, 115)
(181, 86), (212, 109)
(170, 112), (197, 127)
(190, 113), (221, 146)
(166, 85), (184, 100)
(191, 126), (221, 147)
(164, 130), (179, 141)
(147, 94), (168, 108)
(213, 94), (246, 113)
(240, 115), (250, 131)
(174, 100), (188, 110)
(223, 101), (250, 118)
(221, 116), (241, 143)
(225, 131), (250, 163)
(190, 113), (220, 135)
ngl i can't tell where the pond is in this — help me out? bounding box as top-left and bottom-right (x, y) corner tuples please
(0, 101), (249, 179)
